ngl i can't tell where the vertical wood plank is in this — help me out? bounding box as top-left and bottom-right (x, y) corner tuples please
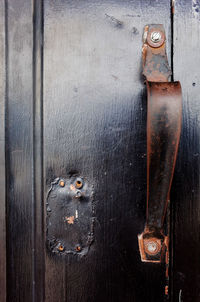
(172, 1), (200, 301)
(43, 1), (171, 301)
(6, 0), (34, 301)
(0, 0), (6, 301)
(33, 0), (45, 301)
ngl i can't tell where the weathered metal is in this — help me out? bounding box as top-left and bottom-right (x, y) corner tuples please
(142, 24), (171, 82)
(138, 25), (182, 263)
(46, 177), (94, 256)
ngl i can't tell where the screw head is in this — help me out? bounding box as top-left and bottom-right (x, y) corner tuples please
(144, 238), (162, 256)
(150, 31), (162, 43)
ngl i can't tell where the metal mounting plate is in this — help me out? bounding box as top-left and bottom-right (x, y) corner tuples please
(46, 177), (94, 256)
(142, 24), (172, 82)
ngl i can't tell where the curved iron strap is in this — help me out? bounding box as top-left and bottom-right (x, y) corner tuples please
(138, 25), (182, 263)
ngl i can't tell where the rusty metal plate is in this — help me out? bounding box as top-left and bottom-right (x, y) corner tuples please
(46, 177), (94, 256)
(142, 24), (172, 82)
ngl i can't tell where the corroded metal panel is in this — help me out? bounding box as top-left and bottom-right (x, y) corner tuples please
(46, 177), (94, 256)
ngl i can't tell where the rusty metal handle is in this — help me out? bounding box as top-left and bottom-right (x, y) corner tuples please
(138, 25), (182, 263)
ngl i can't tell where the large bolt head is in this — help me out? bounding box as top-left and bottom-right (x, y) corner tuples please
(146, 241), (158, 253)
(150, 31), (162, 43)
(144, 238), (162, 256)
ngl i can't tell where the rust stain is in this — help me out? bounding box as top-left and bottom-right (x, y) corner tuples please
(138, 228), (167, 263)
(59, 180), (65, 187)
(76, 245), (82, 252)
(75, 178), (83, 189)
(58, 244), (64, 251)
(172, 0), (175, 15)
(142, 25), (171, 82)
(70, 184), (76, 191)
(65, 216), (75, 224)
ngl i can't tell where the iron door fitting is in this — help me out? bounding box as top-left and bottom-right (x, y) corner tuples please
(46, 176), (94, 256)
(138, 25), (182, 263)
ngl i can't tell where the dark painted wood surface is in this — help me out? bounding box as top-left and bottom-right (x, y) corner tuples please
(33, 0), (45, 301)
(5, 1), (34, 301)
(1, 0), (200, 301)
(43, 1), (170, 301)
(0, 1), (6, 301)
(172, 1), (200, 301)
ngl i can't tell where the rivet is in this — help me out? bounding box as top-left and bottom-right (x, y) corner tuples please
(75, 178), (83, 189)
(57, 244), (64, 251)
(75, 190), (82, 198)
(75, 245), (82, 252)
(59, 180), (65, 187)
(151, 31), (161, 43)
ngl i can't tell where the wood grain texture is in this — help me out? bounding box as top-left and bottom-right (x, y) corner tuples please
(0, 0), (6, 301)
(43, 1), (171, 301)
(5, 0), (34, 301)
(33, 0), (45, 301)
(172, 1), (200, 301)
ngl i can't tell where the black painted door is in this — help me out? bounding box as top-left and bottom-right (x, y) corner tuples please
(0, 1), (200, 301)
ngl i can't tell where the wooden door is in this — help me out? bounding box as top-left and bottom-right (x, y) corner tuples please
(0, 1), (199, 301)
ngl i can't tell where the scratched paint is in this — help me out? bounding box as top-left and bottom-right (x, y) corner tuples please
(65, 216), (75, 224)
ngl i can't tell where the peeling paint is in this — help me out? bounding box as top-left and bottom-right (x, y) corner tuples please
(65, 216), (75, 224)
(70, 184), (76, 191)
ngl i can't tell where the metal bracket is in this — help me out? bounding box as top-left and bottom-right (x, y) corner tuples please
(138, 25), (182, 263)
(142, 24), (171, 82)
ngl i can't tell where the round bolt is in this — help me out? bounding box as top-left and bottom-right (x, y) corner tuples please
(59, 180), (65, 187)
(146, 241), (158, 253)
(150, 31), (162, 43)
